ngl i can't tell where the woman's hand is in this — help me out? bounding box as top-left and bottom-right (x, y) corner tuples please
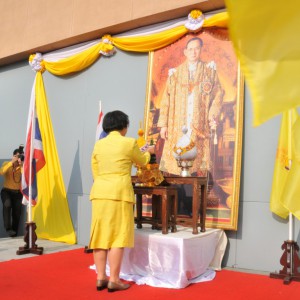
(147, 145), (155, 155)
(160, 127), (168, 140)
(11, 155), (19, 166)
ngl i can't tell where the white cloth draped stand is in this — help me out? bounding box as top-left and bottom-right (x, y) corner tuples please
(90, 225), (227, 289)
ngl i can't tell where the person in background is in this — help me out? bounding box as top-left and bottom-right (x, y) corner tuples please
(0, 147), (24, 237)
(88, 110), (154, 293)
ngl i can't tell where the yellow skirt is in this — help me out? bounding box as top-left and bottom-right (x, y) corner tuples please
(88, 199), (134, 250)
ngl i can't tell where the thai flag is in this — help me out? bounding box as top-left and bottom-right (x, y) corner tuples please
(21, 83), (46, 206)
(95, 101), (107, 141)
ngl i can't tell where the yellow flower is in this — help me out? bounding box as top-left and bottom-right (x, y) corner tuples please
(190, 10), (202, 20)
(29, 54), (35, 63)
(138, 129), (144, 136)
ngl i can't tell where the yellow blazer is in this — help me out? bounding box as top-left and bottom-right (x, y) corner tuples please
(0, 161), (22, 190)
(90, 131), (150, 203)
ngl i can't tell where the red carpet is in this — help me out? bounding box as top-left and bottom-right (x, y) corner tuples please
(1, 248), (299, 299)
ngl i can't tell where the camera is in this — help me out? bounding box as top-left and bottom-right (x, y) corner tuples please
(18, 144), (24, 162)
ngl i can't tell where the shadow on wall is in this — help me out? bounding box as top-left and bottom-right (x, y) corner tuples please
(0, 158), (26, 239)
(66, 142), (83, 233)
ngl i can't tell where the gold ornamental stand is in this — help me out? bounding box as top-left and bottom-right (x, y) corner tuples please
(270, 240), (300, 284)
(16, 221), (43, 255)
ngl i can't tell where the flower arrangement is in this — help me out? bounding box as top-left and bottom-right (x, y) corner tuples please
(190, 10), (202, 20)
(101, 35), (113, 44)
(100, 35), (116, 56)
(173, 141), (196, 156)
(29, 53), (45, 73)
(185, 9), (204, 31)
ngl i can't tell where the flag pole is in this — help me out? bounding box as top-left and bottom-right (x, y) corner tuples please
(287, 109), (295, 279)
(17, 74), (43, 256)
(98, 100), (101, 139)
(287, 109), (293, 242)
(27, 105), (35, 249)
(95, 100), (102, 142)
(289, 213), (293, 241)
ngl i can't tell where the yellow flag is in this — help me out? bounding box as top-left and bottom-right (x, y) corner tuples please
(225, 1), (300, 126)
(282, 117), (300, 220)
(32, 72), (77, 244)
(270, 109), (299, 219)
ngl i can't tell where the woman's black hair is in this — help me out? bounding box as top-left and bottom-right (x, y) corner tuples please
(102, 110), (129, 133)
(13, 149), (20, 155)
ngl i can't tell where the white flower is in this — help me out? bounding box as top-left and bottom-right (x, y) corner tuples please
(185, 12), (204, 31)
(102, 37), (112, 44)
(100, 49), (116, 57)
(168, 68), (176, 77)
(207, 61), (217, 70)
(29, 53), (44, 72)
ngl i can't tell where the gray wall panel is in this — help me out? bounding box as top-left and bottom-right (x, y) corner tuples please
(0, 62), (34, 238)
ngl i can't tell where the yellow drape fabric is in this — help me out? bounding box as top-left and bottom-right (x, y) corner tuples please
(40, 11), (229, 75)
(225, 0), (300, 126)
(111, 13), (228, 52)
(270, 109), (299, 219)
(112, 26), (189, 52)
(44, 42), (114, 76)
(282, 116), (300, 220)
(33, 11), (229, 75)
(33, 72), (76, 244)
(202, 11), (228, 28)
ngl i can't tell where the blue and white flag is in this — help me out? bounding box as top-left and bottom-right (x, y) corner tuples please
(21, 79), (46, 206)
(95, 101), (107, 141)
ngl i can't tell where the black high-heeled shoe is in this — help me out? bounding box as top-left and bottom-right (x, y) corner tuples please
(96, 279), (108, 291)
(107, 281), (130, 292)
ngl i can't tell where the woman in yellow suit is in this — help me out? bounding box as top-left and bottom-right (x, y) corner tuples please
(89, 110), (154, 293)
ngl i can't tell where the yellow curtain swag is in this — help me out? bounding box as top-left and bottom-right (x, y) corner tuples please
(27, 10), (228, 74)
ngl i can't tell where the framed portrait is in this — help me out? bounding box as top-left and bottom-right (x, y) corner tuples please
(143, 28), (244, 230)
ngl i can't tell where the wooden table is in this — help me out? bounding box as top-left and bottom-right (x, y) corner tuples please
(134, 186), (178, 234)
(132, 176), (207, 234)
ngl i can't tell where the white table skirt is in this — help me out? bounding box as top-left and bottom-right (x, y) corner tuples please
(91, 225), (227, 289)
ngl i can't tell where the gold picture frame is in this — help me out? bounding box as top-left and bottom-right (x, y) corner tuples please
(143, 28), (244, 230)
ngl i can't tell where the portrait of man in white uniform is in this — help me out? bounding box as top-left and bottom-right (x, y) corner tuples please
(145, 30), (243, 229)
